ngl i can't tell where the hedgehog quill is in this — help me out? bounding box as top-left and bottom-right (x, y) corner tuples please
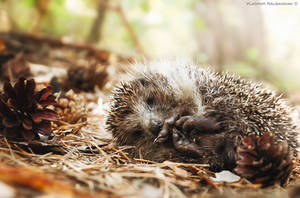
(106, 60), (299, 187)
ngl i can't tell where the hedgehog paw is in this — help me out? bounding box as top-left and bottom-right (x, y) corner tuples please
(154, 106), (189, 143)
(171, 128), (204, 156)
(154, 112), (180, 143)
(175, 115), (220, 134)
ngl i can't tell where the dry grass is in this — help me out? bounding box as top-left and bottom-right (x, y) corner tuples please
(0, 94), (299, 198)
(1, 32), (298, 197)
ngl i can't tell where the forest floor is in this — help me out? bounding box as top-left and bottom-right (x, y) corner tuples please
(0, 32), (299, 198)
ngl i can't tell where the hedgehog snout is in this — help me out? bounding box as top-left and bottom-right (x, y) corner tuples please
(149, 119), (163, 136)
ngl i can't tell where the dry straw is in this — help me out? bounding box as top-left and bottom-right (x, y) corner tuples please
(0, 92), (298, 198)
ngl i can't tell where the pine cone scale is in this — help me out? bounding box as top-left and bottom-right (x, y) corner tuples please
(3, 82), (16, 100)
(21, 129), (35, 140)
(40, 95), (56, 107)
(13, 78), (26, 109)
(2, 117), (20, 128)
(22, 117), (33, 130)
(36, 121), (52, 135)
(38, 87), (52, 101)
(25, 79), (36, 105)
(0, 100), (11, 116)
(31, 109), (59, 123)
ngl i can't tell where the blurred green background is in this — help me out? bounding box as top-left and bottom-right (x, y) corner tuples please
(1, 0), (300, 93)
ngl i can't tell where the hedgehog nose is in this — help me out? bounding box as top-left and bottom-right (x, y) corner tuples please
(149, 119), (163, 135)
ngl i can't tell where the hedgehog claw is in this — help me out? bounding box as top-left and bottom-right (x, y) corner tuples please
(153, 133), (167, 143)
(172, 128), (203, 156)
(154, 109), (182, 143)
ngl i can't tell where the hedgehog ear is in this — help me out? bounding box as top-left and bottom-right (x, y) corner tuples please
(137, 78), (150, 87)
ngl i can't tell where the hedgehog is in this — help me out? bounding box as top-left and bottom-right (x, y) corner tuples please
(106, 60), (299, 187)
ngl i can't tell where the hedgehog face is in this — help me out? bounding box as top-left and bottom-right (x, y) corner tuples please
(107, 75), (179, 146)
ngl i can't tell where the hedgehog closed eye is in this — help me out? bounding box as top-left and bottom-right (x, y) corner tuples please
(146, 96), (155, 106)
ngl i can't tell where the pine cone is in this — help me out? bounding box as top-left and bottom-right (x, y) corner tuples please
(0, 78), (58, 140)
(64, 64), (108, 92)
(55, 89), (87, 124)
(234, 132), (295, 187)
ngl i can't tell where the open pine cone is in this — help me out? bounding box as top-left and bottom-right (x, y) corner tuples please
(55, 89), (87, 124)
(0, 78), (58, 140)
(64, 64), (108, 92)
(234, 132), (295, 187)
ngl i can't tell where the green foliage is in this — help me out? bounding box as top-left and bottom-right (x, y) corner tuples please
(121, 0), (150, 12)
(131, 18), (146, 34)
(48, 0), (68, 18)
(140, 1), (150, 12)
(3, 0), (300, 93)
(228, 62), (259, 79)
(100, 11), (135, 53)
(193, 18), (206, 32)
(245, 47), (259, 62)
(197, 53), (208, 64)
(44, 0), (70, 35)
(22, 0), (35, 7)
(10, 1), (36, 30)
